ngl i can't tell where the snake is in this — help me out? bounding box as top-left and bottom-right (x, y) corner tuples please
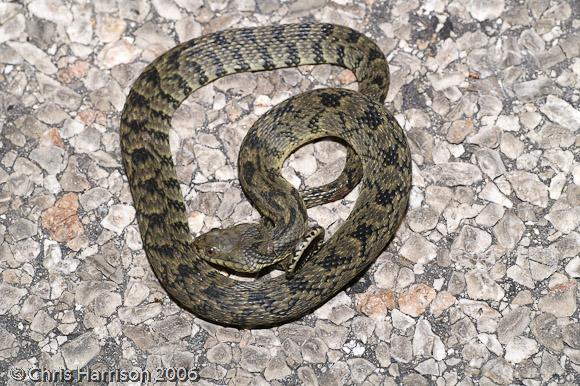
(120, 23), (412, 328)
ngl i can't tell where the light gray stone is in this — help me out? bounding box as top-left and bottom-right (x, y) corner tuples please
(61, 332), (100, 369)
(540, 96), (580, 131)
(465, 269), (505, 302)
(101, 204), (136, 234)
(497, 307), (530, 344)
(506, 171), (549, 208)
(530, 313), (563, 352)
(426, 162), (483, 186)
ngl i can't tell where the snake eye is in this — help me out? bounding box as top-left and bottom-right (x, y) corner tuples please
(206, 246), (217, 255)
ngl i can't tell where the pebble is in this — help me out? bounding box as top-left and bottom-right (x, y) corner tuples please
(28, 0), (72, 25)
(565, 257), (580, 278)
(466, 0), (505, 21)
(8, 218), (37, 241)
(493, 212), (525, 249)
(400, 233), (437, 264)
(0, 13), (25, 44)
(474, 149), (505, 179)
(356, 288), (395, 318)
(426, 162), (482, 186)
(540, 96), (580, 131)
(538, 280), (577, 317)
(7, 41), (57, 74)
(101, 204), (136, 235)
(398, 283), (436, 317)
(496, 307), (530, 344)
(98, 38), (142, 68)
(465, 269), (505, 302)
(506, 171), (549, 208)
(530, 313), (563, 352)
(0, 283), (27, 315)
(41, 193), (84, 243)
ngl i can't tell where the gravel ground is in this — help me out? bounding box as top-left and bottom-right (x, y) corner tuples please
(1, 0), (579, 385)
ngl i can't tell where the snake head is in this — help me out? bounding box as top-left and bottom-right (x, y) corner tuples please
(193, 224), (276, 274)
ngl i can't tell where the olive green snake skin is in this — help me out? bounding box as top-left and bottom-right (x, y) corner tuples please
(120, 23), (412, 328)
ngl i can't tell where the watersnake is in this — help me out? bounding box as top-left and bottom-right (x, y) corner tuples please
(120, 23), (412, 328)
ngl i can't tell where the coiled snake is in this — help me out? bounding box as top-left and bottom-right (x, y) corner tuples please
(120, 23), (411, 328)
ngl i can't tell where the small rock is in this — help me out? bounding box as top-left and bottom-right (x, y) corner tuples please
(538, 280), (577, 317)
(79, 187), (112, 211)
(8, 218), (37, 241)
(297, 366), (318, 386)
(500, 132), (524, 159)
(101, 204), (136, 234)
(413, 319), (446, 360)
(426, 162), (482, 186)
(0, 327), (17, 359)
(60, 332), (100, 369)
(59, 156), (90, 192)
(430, 291), (456, 317)
(476, 203), (505, 227)
(347, 358), (375, 384)
(493, 212), (525, 249)
(0, 13), (25, 45)
(390, 334), (413, 363)
(545, 205), (580, 234)
(118, 303), (162, 324)
(504, 336), (538, 363)
(151, 0), (182, 19)
(98, 38), (142, 68)
(7, 41), (57, 74)
(447, 120), (474, 144)
(400, 233), (437, 264)
(451, 225), (492, 256)
(540, 95), (580, 131)
(506, 171), (549, 208)
(398, 283), (436, 317)
(28, 0), (72, 25)
(30, 310), (57, 334)
(96, 15), (126, 43)
(41, 193), (84, 243)
(301, 337), (328, 364)
(565, 257), (580, 278)
(497, 307), (530, 344)
(530, 313), (563, 352)
(264, 353), (291, 381)
(207, 343), (233, 365)
(315, 321), (348, 350)
(482, 357), (513, 384)
(314, 292), (354, 324)
(461, 341), (490, 368)
(561, 323), (580, 349)
(513, 77), (561, 101)
(540, 350), (565, 380)
(407, 206), (439, 233)
(466, 0), (505, 21)
(356, 288), (395, 318)
(480, 182), (513, 208)
(194, 145), (227, 177)
(465, 269), (505, 302)
(392, 309), (415, 331)
(475, 149), (506, 179)
(0, 283), (27, 315)
(29, 145), (64, 173)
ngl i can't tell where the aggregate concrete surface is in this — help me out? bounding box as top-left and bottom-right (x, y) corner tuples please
(0, 0), (579, 385)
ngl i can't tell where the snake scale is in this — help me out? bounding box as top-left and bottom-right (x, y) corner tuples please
(120, 23), (412, 328)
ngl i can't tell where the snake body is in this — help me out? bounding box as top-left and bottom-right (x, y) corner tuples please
(120, 23), (412, 328)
